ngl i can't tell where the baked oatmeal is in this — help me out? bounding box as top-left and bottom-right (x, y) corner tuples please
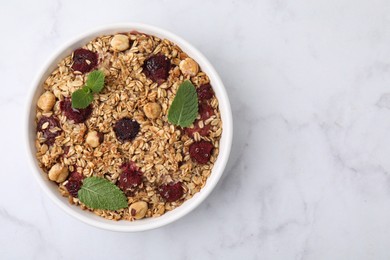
(35, 32), (222, 221)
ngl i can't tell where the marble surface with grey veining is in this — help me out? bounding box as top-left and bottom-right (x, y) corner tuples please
(2, 0), (390, 259)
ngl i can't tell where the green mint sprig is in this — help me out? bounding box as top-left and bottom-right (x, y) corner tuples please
(72, 70), (105, 109)
(168, 80), (198, 127)
(78, 177), (128, 210)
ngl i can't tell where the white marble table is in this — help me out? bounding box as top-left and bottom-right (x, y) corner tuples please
(2, 0), (390, 259)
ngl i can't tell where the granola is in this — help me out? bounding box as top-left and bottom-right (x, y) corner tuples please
(35, 32), (222, 221)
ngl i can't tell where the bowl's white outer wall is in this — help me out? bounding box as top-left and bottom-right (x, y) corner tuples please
(25, 23), (233, 232)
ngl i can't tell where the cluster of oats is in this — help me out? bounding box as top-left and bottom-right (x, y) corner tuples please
(35, 32), (222, 221)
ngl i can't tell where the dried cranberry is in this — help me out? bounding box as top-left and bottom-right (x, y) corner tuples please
(65, 180), (82, 197)
(118, 162), (143, 196)
(69, 171), (84, 182)
(199, 102), (214, 120)
(114, 118), (140, 142)
(37, 116), (62, 145)
(143, 54), (171, 83)
(197, 84), (214, 100)
(71, 48), (98, 73)
(185, 120), (210, 137)
(60, 98), (92, 124)
(65, 172), (84, 198)
(121, 161), (138, 173)
(189, 140), (213, 164)
(158, 182), (184, 202)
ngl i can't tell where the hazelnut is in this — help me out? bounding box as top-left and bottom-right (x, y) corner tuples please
(48, 163), (69, 183)
(143, 102), (161, 119)
(129, 201), (148, 219)
(37, 91), (56, 112)
(110, 34), (130, 52)
(179, 58), (199, 76)
(86, 131), (101, 148)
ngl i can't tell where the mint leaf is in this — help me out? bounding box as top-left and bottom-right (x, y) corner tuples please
(71, 70), (105, 109)
(78, 177), (128, 210)
(71, 88), (93, 109)
(168, 80), (198, 127)
(86, 70), (105, 93)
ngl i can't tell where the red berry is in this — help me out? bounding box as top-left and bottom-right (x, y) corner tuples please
(60, 98), (92, 124)
(199, 102), (214, 120)
(69, 171), (84, 182)
(71, 48), (98, 73)
(189, 140), (213, 164)
(197, 84), (214, 100)
(65, 180), (82, 197)
(65, 172), (84, 198)
(37, 116), (62, 145)
(114, 118), (140, 142)
(158, 182), (184, 202)
(120, 161), (138, 172)
(185, 120), (210, 137)
(118, 162), (143, 196)
(143, 54), (171, 83)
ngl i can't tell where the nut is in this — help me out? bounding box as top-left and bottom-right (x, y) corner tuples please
(179, 58), (199, 76)
(48, 163), (69, 183)
(129, 201), (148, 219)
(143, 102), (161, 119)
(37, 91), (56, 112)
(85, 131), (101, 148)
(110, 34), (130, 51)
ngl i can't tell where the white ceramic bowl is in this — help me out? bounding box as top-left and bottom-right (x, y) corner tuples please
(25, 23), (233, 232)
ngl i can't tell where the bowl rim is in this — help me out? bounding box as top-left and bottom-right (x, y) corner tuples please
(25, 23), (233, 232)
